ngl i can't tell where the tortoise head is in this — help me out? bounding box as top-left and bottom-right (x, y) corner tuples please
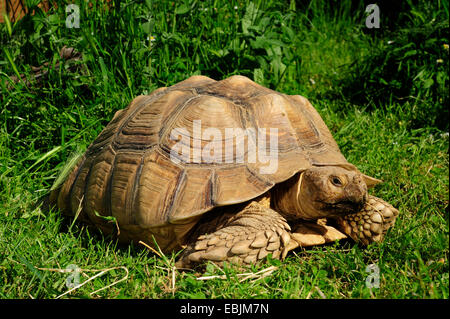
(273, 166), (381, 220)
(298, 166), (369, 219)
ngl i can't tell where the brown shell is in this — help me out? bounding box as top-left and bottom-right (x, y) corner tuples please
(54, 75), (350, 228)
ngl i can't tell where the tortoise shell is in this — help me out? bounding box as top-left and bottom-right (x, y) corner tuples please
(54, 75), (350, 230)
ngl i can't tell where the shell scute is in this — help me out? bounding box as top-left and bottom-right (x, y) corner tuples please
(56, 75), (349, 229)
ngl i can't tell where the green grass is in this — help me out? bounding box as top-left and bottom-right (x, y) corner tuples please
(0, 0), (448, 299)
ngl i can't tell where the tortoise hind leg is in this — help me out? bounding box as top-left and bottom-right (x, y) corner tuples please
(176, 201), (292, 268)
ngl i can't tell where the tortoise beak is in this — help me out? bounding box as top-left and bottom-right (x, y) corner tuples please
(322, 200), (364, 215)
(343, 175), (368, 210)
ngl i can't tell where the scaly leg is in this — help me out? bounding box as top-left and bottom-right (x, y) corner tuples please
(176, 200), (352, 268)
(176, 201), (292, 268)
(336, 195), (399, 245)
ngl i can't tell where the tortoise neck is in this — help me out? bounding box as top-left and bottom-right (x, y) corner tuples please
(271, 172), (310, 221)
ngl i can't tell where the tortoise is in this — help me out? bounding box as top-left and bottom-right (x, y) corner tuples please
(50, 75), (399, 268)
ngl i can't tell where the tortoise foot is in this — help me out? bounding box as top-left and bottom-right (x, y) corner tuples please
(336, 195), (399, 245)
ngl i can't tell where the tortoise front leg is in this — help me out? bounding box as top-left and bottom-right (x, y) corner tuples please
(335, 195), (399, 245)
(176, 201), (292, 268)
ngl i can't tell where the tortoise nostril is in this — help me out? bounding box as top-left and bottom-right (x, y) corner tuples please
(354, 175), (364, 185)
(345, 178), (367, 208)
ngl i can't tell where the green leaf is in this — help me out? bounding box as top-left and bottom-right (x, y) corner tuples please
(98, 56), (108, 82)
(209, 48), (229, 58)
(142, 20), (154, 34)
(83, 30), (99, 56)
(253, 68), (264, 84)
(175, 4), (190, 15)
(402, 50), (417, 59)
(17, 256), (44, 282)
(26, 146), (62, 173)
(423, 78), (434, 89)
(413, 69), (425, 81)
(410, 10), (425, 23)
(3, 48), (21, 80)
(93, 210), (118, 223)
(282, 25), (296, 42)
(251, 37), (285, 50)
(3, 13), (12, 37)
(50, 151), (83, 192)
(242, 2), (257, 35)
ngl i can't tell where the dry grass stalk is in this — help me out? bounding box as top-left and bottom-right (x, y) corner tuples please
(196, 265), (278, 282)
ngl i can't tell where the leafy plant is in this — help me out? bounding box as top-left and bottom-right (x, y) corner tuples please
(336, 1), (449, 129)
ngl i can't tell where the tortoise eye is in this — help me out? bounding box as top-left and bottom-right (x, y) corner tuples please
(331, 176), (343, 187)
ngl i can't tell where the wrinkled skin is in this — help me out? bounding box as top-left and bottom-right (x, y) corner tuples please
(297, 166), (368, 218)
